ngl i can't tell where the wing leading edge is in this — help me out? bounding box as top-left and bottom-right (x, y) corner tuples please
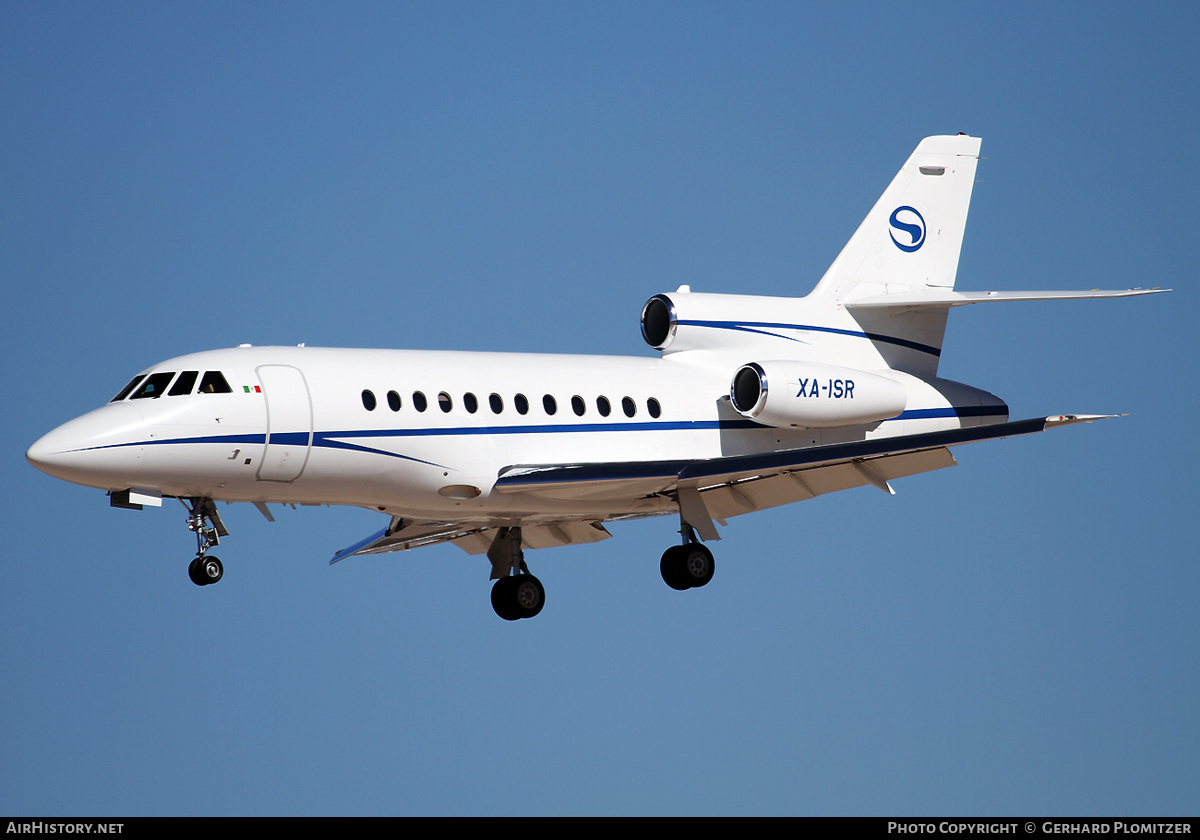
(496, 414), (1107, 492)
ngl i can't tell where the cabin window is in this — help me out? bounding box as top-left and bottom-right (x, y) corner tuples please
(413, 391), (428, 412)
(111, 375), (146, 402)
(130, 372), (176, 399)
(198, 371), (232, 394)
(489, 393), (504, 414)
(514, 394), (529, 415)
(596, 396), (611, 417)
(463, 392), (479, 414)
(647, 397), (662, 418)
(622, 396), (636, 417)
(169, 371), (198, 396)
(438, 392), (453, 413)
(362, 390), (377, 411)
(387, 391), (402, 411)
(543, 394), (557, 415)
(571, 395), (585, 416)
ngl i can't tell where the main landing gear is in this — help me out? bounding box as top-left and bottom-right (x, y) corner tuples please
(659, 524), (716, 591)
(182, 497), (227, 587)
(487, 526), (545, 621)
(484, 520), (715, 620)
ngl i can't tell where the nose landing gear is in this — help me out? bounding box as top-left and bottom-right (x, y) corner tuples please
(183, 497), (228, 587)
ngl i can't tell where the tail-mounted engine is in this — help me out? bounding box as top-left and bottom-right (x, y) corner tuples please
(729, 360), (907, 428)
(640, 289), (804, 357)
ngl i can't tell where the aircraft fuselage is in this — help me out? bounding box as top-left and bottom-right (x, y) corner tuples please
(27, 344), (1005, 526)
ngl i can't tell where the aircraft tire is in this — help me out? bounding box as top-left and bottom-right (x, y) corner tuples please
(660, 546), (691, 591)
(491, 577), (521, 621)
(188, 557), (207, 586)
(189, 555), (223, 586)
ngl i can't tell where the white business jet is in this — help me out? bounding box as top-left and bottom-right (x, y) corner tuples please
(27, 135), (1163, 620)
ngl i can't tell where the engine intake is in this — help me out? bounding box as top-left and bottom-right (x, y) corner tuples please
(640, 294), (677, 350)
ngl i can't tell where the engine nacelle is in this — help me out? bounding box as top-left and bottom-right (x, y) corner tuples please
(730, 360), (907, 428)
(640, 289), (807, 357)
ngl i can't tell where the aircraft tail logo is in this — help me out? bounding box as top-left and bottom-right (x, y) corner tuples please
(888, 206), (926, 252)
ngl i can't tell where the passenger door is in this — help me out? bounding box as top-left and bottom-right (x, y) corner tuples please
(256, 364), (313, 482)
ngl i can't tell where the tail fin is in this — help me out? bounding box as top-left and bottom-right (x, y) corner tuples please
(812, 134), (982, 304)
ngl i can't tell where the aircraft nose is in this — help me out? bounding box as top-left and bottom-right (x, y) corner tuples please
(26, 431), (60, 472)
(27, 404), (146, 489)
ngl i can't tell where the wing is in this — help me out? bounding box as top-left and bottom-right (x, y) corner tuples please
(493, 415), (1114, 540)
(331, 414), (1111, 562)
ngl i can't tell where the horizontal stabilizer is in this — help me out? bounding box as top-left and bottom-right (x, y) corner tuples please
(847, 288), (1168, 309)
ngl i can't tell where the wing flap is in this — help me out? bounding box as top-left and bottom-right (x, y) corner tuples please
(523, 520), (613, 549)
(700, 446), (957, 521)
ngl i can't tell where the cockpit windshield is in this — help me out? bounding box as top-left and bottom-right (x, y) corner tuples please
(129, 372), (175, 399)
(111, 375), (145, 402)
(110, 370), (233, 401)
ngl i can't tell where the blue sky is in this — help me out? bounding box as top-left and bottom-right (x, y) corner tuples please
(3, 1), (1197, 816)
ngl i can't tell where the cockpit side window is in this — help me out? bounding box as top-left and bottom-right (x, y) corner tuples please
(198, 371), (232, 394)
(111, 375), (146, 402)
(130, 372), (176, 399)
(169, 371), (199, 396)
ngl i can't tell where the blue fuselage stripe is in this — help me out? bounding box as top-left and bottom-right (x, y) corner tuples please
(678, 319), (942, 357)
(64, 407), (1002, 459)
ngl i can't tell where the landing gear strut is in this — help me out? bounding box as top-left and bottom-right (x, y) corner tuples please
(487, 526), (545, 621)
(183, 497), (226, 587)
(660, 523), (715, 591)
